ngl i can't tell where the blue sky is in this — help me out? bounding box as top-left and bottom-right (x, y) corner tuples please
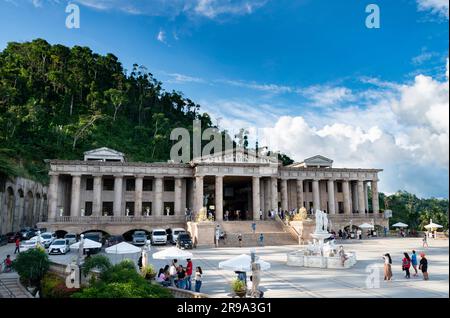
(0, 0), (449, 198)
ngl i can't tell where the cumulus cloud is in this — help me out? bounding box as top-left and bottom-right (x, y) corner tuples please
(417, 0), (449, 18)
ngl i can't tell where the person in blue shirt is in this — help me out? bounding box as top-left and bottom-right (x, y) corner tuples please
(411, 250), (418, 277)
(251, 222), (256, 234)
(384, 227), (387, 237)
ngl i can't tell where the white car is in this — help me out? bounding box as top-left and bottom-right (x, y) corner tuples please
(171, 228), (186, 244)
(151, 229), (168, 245)
(48, 239), (70, 255)
(64, 233), (78, 245)
(19, 239), (39, 252)
(33, 232), (56, 248)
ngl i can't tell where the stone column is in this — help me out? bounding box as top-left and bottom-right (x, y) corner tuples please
(312, 179), (320, 211)
(134, 176), (143, 216)
(364, 182), (369, 214)
(154, 177), (163, 216)
(194, 176), (204, 214)
(215, 176), (223, 221)
(351, 181), (358, 213)
(270, 177), (278, 211)
(252, 176), (260, 220)
(70, 174), (81, 217)
(372, 179), (380, 215)
(296, 179), (304, 209)
(113, 175), (123, 216)
(280, 179), (288, 212)
(48, 173), (59, 220)
(259, 179), (265, 217)
(93, 175), (102, 216)
(327, 179), (336, 214)
(343, 180), (351, 215)
(174, 177), (183, 216)
(358, 180), (365, 215)
(264, 179), (271, 218)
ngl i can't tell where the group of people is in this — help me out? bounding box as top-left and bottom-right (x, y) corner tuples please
(156, 258), (204, 293)
(383, 250), (429, 281)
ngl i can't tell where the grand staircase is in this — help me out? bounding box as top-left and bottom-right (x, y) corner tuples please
(0, 273), (33, 298)
(217, 220), (298, 247)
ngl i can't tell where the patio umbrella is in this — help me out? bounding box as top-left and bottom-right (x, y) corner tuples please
(218, 254), (271, 272)
(358, 223), (374, 229)
(70, 238), (102, 249)
(152, 246), (193, 260)
(424, 222), (443, 230)
(392, 222), (408, 228)
(105, 242), (141, 254)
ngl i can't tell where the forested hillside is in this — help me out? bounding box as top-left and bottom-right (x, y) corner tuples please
(0, 39), (215, 182)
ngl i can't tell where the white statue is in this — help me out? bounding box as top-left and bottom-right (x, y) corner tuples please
(323, 212), (328, 232)
(315, 210), (323, 233)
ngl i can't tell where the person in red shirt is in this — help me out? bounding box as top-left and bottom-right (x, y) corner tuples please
(3, 255), (12, 272)
(185, 258), (193, 290)
(14, 238), (20, 254)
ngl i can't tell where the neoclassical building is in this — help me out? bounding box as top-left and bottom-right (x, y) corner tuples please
(40, 147), (388, 236)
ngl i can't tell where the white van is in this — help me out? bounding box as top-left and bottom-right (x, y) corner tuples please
(151, 229), (168, 245)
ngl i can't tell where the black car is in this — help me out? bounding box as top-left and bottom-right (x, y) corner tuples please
(0, 235), (8, 246)
(21, 228), (37, 240)
(176, 233), (193, 249)
(106, 235), (124, 247)
(6, 232), (21, 243)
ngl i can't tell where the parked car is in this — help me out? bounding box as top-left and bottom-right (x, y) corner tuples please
(0, 235), (8, 246)
(19, 238), (39, 252)
(176, 233), (193, 249)
(132, 231), (147, 245)
(6, 232), (21, 243)
(171, 228), (186, 244)
(20, 228), (36, 240)
(48, 239), (70, 255)
(35, 232), (56, 248)
(106, 235), (124, 247)
(64, 233), (78, 245)
(151, 229), (168, 245)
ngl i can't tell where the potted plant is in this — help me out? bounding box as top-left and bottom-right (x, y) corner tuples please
(231, 278), (246, 298)
(141, 265), (156, 280)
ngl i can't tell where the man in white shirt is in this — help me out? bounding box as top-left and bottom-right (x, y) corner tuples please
(169, 259), (178, 286)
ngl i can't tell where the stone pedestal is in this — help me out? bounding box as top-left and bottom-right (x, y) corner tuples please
(290, 219), (315, 245)
(187, 221), (216, 248)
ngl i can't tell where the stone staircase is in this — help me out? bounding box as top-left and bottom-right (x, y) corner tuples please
(217, 221), (298, 247)
(0, 273), (33, 298)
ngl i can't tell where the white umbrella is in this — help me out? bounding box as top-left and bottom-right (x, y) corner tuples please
(152, 246), (193, 260)
(424, 222), (443, 229)
(392, 222), (408, 228)
(219, 254), (271, 272)
(105, 242), (141, 254)
(70, 239), (101, 249)
(358, 223), (374, 229)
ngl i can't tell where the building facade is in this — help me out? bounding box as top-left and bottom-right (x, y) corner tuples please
(40, 148), (388, 236)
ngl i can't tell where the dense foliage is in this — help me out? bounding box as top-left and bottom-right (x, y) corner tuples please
(72, 259), (172, 298)
(12, 247), (50, 286)
(41, 273), (79, 298)
(81, 255), (112, 276)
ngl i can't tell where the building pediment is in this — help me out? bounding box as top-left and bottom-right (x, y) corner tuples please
(83, 147), (125, 162)
(289, 155), (333, 168)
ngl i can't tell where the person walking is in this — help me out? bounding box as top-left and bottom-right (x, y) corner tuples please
(251, 222), (256, 234)
(423, 233), (429, 248)
(14, 238), (20, 254)
(185, 258), (193, 290)
(419, 253), (429, 280)
(383, 253), (393, 281)
(259, 209), (263, 221)
(339, 246), (348, 267)
(402, 252), (411, 279)
(238, 233), (242, 248)
(259, 233), (264, 247)
(194, 266), (203, 293)
(411, 250), (419, 277)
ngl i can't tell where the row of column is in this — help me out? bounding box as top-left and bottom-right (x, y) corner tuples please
(48, 174), (185, 219)
(191, 175), (380, 222)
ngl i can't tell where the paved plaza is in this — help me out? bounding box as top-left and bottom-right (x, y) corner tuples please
(1, 237), (448, 298)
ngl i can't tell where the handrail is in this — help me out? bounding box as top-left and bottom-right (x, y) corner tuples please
(49, 215), (186, 224)
(0, 279), (16, 298)
(274, 214), (301, 244)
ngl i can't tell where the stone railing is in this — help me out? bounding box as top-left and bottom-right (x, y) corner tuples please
(274, 213), (301, 243)
(49, 215), (186, 224)
(166, 286), (209, 298)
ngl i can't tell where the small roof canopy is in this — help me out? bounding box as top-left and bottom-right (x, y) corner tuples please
(358, 223), (374, 229)
(218, 254), (271, 272)
(424, 222), (443, 230)
(152, 247), (193, 260)
(70, 239), (102, 249)
(392, 222), (408, 228)
(105, 242), (142, 254)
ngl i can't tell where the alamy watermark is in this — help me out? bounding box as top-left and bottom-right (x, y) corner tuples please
(65, 3), (80, 29)
(365, 4), (380, 29)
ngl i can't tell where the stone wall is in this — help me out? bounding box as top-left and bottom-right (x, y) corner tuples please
(0, 176), (48, 234)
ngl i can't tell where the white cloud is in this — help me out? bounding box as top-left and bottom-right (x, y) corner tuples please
(166, 73), (205, 84)
(300, 85), (354, 107)
(156, 30), (167, 44)
(417, 0), (449, 19)
(195, 0), (265, 18)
